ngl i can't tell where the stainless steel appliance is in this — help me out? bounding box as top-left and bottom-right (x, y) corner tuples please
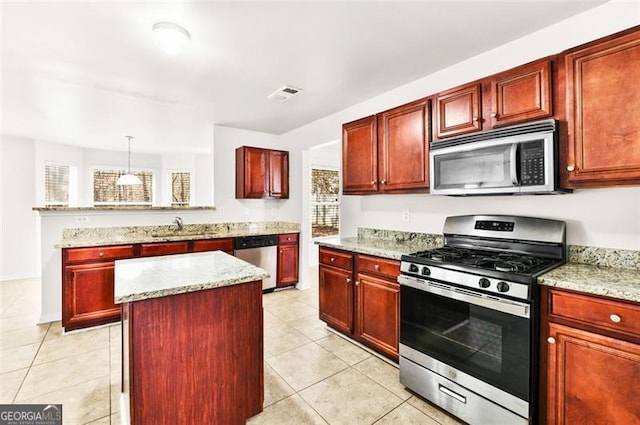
(430, 119), (569, 195)
(234, 235), (278, 291)
(398, 215), (566, 425)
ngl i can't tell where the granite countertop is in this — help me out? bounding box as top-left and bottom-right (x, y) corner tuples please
(538, 263), (640, 302)
(56, 221), (300, 248)
(315, 228), (443, 260)
(114, 251), (269, 303)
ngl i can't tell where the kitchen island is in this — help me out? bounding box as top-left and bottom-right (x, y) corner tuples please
(114, 251), (268, 425)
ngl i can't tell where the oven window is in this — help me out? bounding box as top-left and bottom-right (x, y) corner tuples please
(400, 285), (530, 401)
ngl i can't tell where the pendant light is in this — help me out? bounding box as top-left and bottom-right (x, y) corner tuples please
(116, 136), (142, 186)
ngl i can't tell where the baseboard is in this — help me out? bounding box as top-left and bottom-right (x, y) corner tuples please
(0, 272), (39, 282)
(39, 313), (61, 324)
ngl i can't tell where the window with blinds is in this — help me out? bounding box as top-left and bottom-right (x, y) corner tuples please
(93, 169), (153, 205)
(171, 172), (190, 206)
(45, 163), (70, 205)
(311, 168), (340, 238)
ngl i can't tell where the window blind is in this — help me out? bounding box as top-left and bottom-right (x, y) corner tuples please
(45, 163), (70, 205)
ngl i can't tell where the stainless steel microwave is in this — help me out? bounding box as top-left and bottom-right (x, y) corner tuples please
(430, 119), (569, 195)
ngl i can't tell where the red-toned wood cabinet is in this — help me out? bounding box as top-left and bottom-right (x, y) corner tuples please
(235, 146), (289, 199)
(541, 287), (640, 425)
(435, 83), (482, 138)
(62, 245), (135, 331)
(355, 254), (400, 361)
(342, 116), (379, 194)
(564, 27), (640, 187)
(319, 247), (354, 335)
(62, 238), (235, 331)
(342, 99), (430, 195)
(318, 247), (401, 361)
(276, 233), (299, 287)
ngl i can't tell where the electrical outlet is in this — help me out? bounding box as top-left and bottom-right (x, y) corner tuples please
(76, 216), (89, 223)
(402, 210), (410, 222)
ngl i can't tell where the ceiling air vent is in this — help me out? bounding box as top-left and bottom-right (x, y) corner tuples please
(267, 85), (303, 103)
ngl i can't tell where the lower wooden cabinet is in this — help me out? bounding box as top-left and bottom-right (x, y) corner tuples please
(63, 262), (121, 331)
(277, 233), (299, 287)
(319, 263), (353, 335)
(318, 247), (400, 360)
(542, 287), (640, 425)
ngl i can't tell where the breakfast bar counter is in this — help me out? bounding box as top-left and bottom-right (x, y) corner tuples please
(115, 251), (268, 425)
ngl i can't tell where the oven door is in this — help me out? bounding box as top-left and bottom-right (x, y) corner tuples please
(399, 275), (532, 406)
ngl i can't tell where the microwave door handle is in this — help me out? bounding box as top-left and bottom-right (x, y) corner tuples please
(510, 143), (519, 185)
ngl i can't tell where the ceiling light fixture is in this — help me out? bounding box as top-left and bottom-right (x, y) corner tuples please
(116, 136), (142, 186)
(153, 22), (191, 54)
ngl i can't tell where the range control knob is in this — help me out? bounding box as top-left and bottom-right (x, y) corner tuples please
(409, 264), (419, 273)
(421, 267), (431, 276)
(478, 278), (491, 288)
(496, 282), (510, 293)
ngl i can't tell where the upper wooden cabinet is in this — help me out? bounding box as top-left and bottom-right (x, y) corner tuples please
(564, 28), (640, 187)
(342, 98), (430, 195)
(489, 58), (552, 127)
(434, 59), (553, 139)
(342, 116), (378, 194)
(435, 83), (482, 138)
(235, 146), (289, 199)
(377, 99), (431, 192)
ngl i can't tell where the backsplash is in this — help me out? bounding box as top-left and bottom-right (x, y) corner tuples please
(569, 245), (640, 271)
(357, 228), (443, 246)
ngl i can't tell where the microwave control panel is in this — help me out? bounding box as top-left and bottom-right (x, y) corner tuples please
(520, 140), (545, 186)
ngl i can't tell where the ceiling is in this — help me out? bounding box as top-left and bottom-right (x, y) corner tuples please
(1, 1), (607, 153)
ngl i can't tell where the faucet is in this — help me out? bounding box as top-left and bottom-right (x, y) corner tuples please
(173, 216), (184, 232)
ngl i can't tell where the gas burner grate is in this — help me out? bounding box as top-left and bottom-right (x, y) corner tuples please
(414, 247), (474, 262)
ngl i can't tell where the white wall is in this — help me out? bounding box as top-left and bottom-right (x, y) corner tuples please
(281, 2), (640, 274)
(1, 136), (39, 280)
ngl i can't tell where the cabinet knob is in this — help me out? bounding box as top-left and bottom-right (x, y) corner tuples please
(472, 116), (479, 122)
(610, 314), (622, 323)
(330, 257), (336, 262)
(547, 337), (556, 345)
(567, 165), (575, 172)
(371, 181), (376, 186)
(381, 180), (387, 185)
(355, 280), (360, 286)
(490, 112), (498, 118)
(280, 250), (283, 254)
(98, 252), (104, 257)
(346, 277), (351, 284)
(374, 264), (380, 270)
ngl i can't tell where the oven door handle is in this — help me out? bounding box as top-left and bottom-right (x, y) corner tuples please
(399, 276), (530, 318)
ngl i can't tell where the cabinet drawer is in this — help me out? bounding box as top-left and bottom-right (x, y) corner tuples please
(66, 245), (135, 263)
(140, 241), (190, 257)
(319, 247), (353, 270)
(549, 289), (640, 338)
(278, 233), (299, 245)
(192, 238), (234, 253)
(357, 255), (400, 280)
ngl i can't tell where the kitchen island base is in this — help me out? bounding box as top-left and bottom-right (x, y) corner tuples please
(121, 280), (264, 425)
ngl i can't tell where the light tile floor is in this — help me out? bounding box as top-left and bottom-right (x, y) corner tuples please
(1, 272), (464, 425)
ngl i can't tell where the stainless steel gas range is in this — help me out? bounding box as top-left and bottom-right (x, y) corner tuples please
(398, 215), (566, 425)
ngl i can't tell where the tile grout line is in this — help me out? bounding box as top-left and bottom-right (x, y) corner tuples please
(11, 321), (52, 403)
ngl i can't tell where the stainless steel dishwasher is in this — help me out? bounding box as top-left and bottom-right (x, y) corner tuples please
(234, 235), (278, 292)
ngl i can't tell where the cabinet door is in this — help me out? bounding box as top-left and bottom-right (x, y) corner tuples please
(355, 273), (399, 360)
(435, 83), (482, 138)
(277, 244), (298, 287)
(565, 29), (640, 186)
(547, 322), (640, 425)
(63, 262), (121, 331)
(269, 150), (289, 198)
(319, 265), (353, 334)
(490, 59), (552, 127)
(378, 99), (430, 192)
(342, 116), (379, 194)
(236, 146), (269, 198)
